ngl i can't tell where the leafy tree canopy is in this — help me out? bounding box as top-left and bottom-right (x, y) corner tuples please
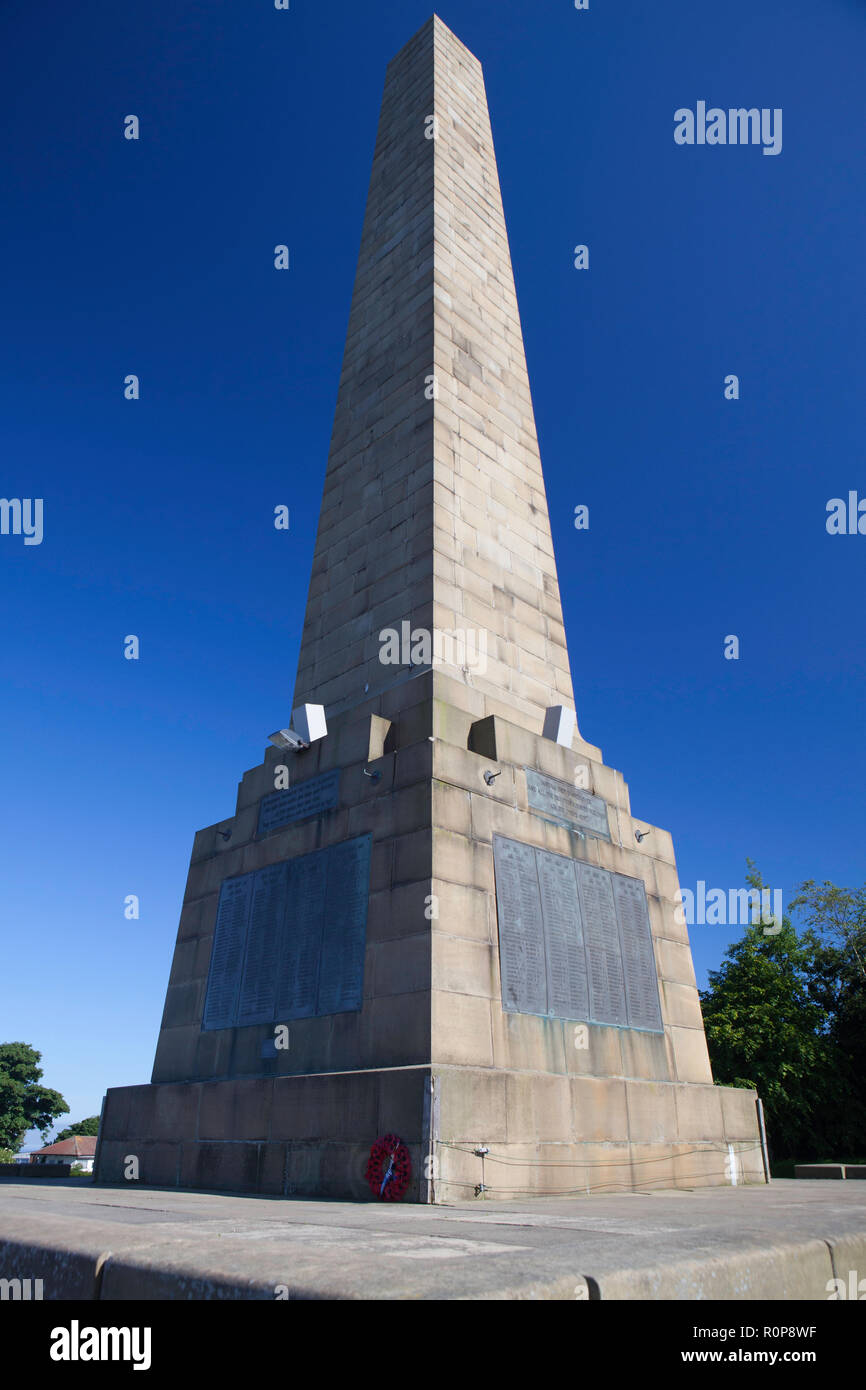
(700, 864), (866, 1160)
(55, 1116), (100, 1142)
(0, 1043), (68, 1152)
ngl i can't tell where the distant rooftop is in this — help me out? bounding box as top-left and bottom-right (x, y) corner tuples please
(30, 1135), (97, 1158)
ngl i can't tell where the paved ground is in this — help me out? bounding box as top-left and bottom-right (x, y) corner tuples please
(1, 1178), (864, 1299)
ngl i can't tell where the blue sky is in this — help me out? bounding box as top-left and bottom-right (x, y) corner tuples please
(1, 0), (863, 1142)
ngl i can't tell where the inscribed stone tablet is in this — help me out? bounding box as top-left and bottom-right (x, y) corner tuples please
(318, 834), (372, 1015)
(493, 836), (547, 1016)
(203, 875), (253, 1030)
(275, 849), (327, 1019)
(524, 769), (610, 840)
(257, 768), (340, 837)
(202, 833), (371, 1031)
(575, 862), (628, 1026)
(613, 873), (663, 1032)
(237, 862), (288, 1026)
(537, 849), (589, 1020)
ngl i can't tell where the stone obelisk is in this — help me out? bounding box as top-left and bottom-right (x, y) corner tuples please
(96, 16), (764, 1201)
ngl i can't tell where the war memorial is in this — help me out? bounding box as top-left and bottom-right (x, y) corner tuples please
(94, 15), (765, 1204)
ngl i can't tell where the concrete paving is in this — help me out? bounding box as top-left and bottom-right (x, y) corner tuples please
(0, 1178), (864, 1299)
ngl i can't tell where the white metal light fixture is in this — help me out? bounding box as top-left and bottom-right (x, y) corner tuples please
(542, 705), (577, 747)
(268, 727), (309, 752)
(268, 703), (328, 754)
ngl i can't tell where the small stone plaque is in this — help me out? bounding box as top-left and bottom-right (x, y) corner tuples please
(257, 768), (340, 838)
(524, 768), (610, 840)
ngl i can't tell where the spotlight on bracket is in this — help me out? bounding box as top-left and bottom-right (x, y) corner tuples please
(483, 769), (501, 786)
(268, 703), (328, 755)
(216, 826), (232, 842)
(363, 767), (382, 783)
(635, 827), (652, 844)
(268, 727), (309, 753)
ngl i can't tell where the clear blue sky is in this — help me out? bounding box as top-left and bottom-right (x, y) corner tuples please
(1, 0), (863, 1143)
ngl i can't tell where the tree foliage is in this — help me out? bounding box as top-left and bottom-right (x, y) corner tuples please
(0, 1043), (68, 1151)
(700, 865), (866, 1160)
(55, 1116), (100, 1143)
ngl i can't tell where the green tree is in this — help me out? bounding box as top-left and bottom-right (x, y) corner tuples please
(699, 866), (840, 1159)
(55, 1116), (100, 1143)
(790, 879), (866, 1156)
(0, 1043), (68, 1151)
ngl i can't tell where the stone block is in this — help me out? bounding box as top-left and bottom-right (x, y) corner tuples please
(271, 1072), (379, 1143)
(432, 827), (493, 892)
(654, 936), (697, 988)
(137, 1141), (182, 1187)
(720, 1085), (760, 1142)
(437, 1066), (508, 1143)
(571, 1075), (629, 1143)
(152, 1025), (200, 1084)
(629, 1142), (677, 1191)
(505, 1072), (573, 1144)
(199, 1079), (272, 1141)
(148, 1082), (200, 1142)
(258, 1142), (287, 1195)
(364, 991), (431, 1067)
(160, 979), (205, 1031)
(377, 1066), (428, 1140)
(670, 1026), (714, 1085)
(432, 778), (472, 835)
(372, 932), (430, 996)
(625, 1081), (677, 1143)
(368, 880), (431, 943)
(180, 1141), (261, 1194)
(673, 1083), (725, 1143)
(432, 989), (492, 1066)
(565, 1021), (623, 1079)
(618, 1028), (673, 1083)
(432, 933), (496, 998)
(431, 878), (492, 942)
(660, 980), (705, 1030)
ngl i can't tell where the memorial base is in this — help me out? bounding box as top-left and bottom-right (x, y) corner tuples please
(94, 1066), (765, 1201)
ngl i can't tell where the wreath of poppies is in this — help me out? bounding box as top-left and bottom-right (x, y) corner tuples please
(365, 1133), (411, 1201)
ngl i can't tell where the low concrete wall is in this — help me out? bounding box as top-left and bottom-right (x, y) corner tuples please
(795, 1164), (866, 1179)
(0, 1221), (862, 1301)
(0, 1164), (72, 1179)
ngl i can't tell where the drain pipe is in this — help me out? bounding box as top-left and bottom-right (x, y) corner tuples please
(756, 1097), (771, 1184)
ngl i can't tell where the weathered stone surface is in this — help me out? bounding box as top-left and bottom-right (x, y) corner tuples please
(100, 16), (761, 1204)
